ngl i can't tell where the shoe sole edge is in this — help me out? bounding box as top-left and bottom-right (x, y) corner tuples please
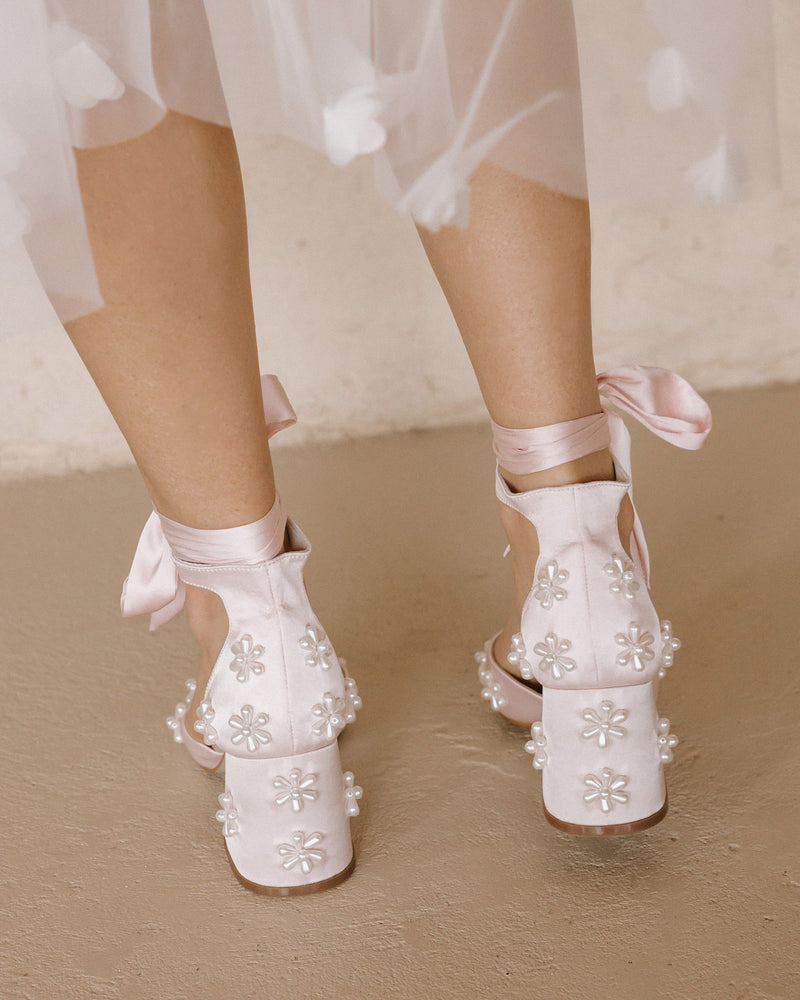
(543, 796), (668, 837)
(224, 846), (356, 895)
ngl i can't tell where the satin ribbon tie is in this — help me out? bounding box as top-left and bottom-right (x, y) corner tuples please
(599, 364), (711, 584)
(597, 364), (712, 453)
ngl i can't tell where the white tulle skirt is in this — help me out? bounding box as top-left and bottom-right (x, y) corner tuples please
(0, 0), (780, 323)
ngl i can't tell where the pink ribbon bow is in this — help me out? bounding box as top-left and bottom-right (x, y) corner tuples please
(597, 364), (711, 452)
(597, 364), (712, 583)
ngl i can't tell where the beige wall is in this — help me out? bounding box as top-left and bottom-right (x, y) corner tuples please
(1, 2), (798, 480)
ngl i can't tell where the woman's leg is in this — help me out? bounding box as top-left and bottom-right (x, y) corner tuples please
(417, 162), (632, 669)
(65, 111), (271, 733)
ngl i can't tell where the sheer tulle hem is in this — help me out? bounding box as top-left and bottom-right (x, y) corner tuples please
(0, 0), (780, 323)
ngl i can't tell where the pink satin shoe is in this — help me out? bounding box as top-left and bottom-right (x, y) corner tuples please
(123, 376), (363, 893)
(479, 365), (710, 835)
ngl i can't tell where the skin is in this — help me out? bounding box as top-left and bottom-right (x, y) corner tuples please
(416, 161), (633, 668)
(65, 112), (632, 739)
(65, 113), (273, 735)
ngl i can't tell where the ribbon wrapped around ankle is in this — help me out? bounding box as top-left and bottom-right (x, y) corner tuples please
(120, 374), (296, 631)
(491, 412), (611, 476)
(492, 364), (712, 584)
(491, 365), (711, 475)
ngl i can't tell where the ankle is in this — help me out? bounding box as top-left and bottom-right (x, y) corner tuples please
(500, 448), (616, 494)
(184, 585), (229, 651)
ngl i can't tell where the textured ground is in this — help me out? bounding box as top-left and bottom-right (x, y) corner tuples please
(2, 383), (798, 1000)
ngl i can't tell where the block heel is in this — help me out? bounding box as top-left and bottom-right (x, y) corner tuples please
(221, 741), (360, 895)
(530, 681), (675, 835)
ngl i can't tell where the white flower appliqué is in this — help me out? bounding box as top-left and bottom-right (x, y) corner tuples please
(582, 701), (628, 748)
(229, 633), (265, 682)
(604, 554), (639, 600)
(344, 676), (362, 724)
(323, 84), (387, 167)
(299, 624), (334, 670)
(658, 620), (681, 680)
(400, 159), (472, 232)
(49, 21), (126, 110)
(274, 769), (319, 812)
(278, 831), (326, 874)
(482, 680), (506, 712)
(229, 705), (271, 752)
(643, 47), (695, 112)
(194, 699), (219, 746)
(311, 693), (347, 740)
(215, 791), (239, 837)
(343, 772), (363, 817)
(685, 136), (736, 205)
(166, 678), (196, 743)
(507, 633), (534, 679)
(534, 633), (577, 680)
(475, 651), (506, 710)
(615, 623), (656, 672)
(524, 721), (548, 769)
(656, 718), (679, 763)
(583, 768), (630, 813)
(533, 560), (569, 610)
(396, 66), (560, 232)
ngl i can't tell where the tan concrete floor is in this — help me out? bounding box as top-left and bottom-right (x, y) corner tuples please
(2, 383), (799, 1000)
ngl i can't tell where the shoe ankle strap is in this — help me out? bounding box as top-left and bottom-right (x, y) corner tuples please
(491, 411), (610, 475)
(158, 495), (286, 565)
(491, 364), (712, 477)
